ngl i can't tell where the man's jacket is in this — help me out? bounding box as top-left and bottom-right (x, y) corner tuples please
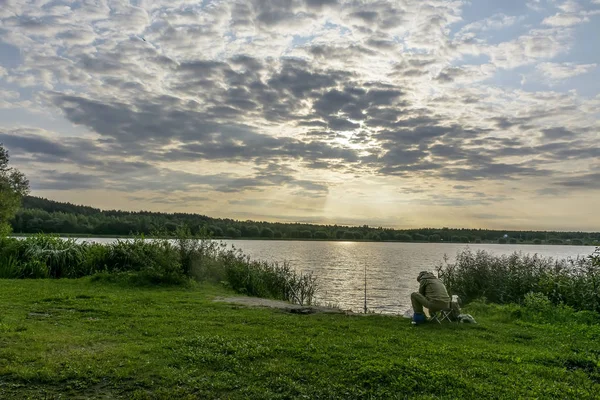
(418, 272), (450, 303)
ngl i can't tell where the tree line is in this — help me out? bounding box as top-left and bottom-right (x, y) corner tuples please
(10, 196), (600, 245)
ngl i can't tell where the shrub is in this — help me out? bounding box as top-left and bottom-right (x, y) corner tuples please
(220, 249), (317, 305)
(438, 248), (600, 313)
(21, 235), (86, 278)
(1, 234), (318, 305)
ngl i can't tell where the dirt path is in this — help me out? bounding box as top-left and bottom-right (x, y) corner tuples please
(213, 296), (353, 314)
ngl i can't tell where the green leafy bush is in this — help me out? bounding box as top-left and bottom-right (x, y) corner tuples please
(0, 233), (318, 304)
(439, 248), (600, 313)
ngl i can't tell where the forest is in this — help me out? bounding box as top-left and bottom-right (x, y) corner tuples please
(10, 196), (600, 245)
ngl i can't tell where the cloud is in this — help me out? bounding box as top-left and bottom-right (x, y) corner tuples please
(487, 28), (573, 69)
(536, 62), (597, 82)
(542, 13), (587, 26)
(0, 0), (599, 228)
(459, 13), (524, 34)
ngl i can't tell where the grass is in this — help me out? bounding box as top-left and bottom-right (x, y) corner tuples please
(1, 279), (599, 399)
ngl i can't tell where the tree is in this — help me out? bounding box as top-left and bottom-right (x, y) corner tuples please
(395, 233), (413, 242)
(226, 227), (241, 238)
(0, 145), (29, 235)
(260, 227), (274, 238)
(342, 231), (354, 240)
(428, 234), (441, 242)
(313, 231), (328, 239)
(243, 225), (260, 237)
(299, 230), (312, 239)
(414, 233), (428, 241)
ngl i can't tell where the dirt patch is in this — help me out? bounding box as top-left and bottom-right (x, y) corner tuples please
(214, 296), (352, 315)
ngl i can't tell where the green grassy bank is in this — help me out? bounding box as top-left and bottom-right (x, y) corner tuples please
(1, 279), (599, 399)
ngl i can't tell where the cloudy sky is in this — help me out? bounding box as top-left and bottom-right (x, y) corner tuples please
(1, 0), (599, 230)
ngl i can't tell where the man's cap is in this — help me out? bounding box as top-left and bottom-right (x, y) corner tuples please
(417, 271), (429, 281)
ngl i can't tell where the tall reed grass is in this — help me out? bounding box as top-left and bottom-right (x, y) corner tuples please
(0, 233), (318, 305)
(438, 248), (600, 313)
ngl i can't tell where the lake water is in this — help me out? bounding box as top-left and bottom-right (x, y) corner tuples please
(79, 238), (597, 315)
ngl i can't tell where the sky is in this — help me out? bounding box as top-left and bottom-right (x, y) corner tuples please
(0, 0), (599, 231)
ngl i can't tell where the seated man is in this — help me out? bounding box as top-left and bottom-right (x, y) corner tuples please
(411, 271), (450, 323)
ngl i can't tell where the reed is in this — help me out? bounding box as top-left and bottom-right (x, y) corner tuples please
(438, 247), (600, 313)
(0, 233), (318, 305)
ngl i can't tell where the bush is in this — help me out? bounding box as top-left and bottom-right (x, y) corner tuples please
(2, 235), (88, 278)
(1, 234), (318, 305)
(221, 250), (317, 305)
(438, 248), (600, 313)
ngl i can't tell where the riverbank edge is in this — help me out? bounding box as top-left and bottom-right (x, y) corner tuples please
(10, 233), (599, 246)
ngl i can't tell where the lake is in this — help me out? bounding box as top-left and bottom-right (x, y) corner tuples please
(78, 238), (597, 315)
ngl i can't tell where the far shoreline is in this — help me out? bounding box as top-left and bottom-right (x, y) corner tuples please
(11, 233), (599, 246)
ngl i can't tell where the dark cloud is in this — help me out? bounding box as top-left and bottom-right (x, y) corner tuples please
(435, 67), (466, 83)
(308, 44), (377, 59)
(127, 195), (210, 205)
(439, 163), (550, 181)
(541, 127), (575, 140)
(32, 170), (105, 191)
(419, 193), (511, 207)
(267, 58), (352, 98)
(349, 11), (378, 22)
(366, 37), (396, 49)
(313, 89), (356, 115)
(554, 173), (600, 190)
(327, 117), (359, 131)
(0, 131), (72, 159)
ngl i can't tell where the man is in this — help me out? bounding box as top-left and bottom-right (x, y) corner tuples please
(411, 271), (450, 323)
